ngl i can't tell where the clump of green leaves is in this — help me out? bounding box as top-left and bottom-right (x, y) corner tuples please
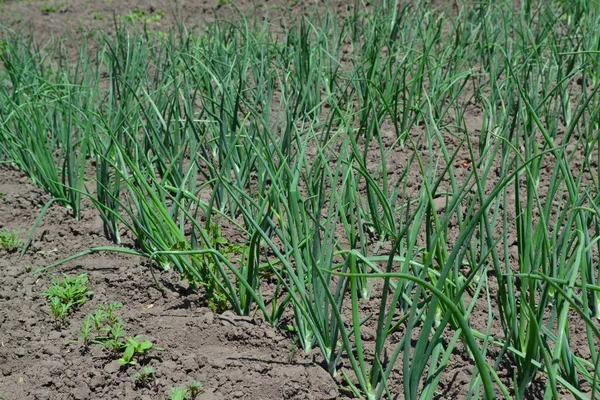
(77, 313), (95, 347)
(41, 5), (60, 13)
(186, 222), (248, 313)
(71, 303), (163, 367)
(71, 302), (125, 350)
(42, 273), (93, 322)
(121, 7), (163, 23)
(170, 382), (204, 400)
(0, 229), (22, 252)
(119, 335), (163, 366)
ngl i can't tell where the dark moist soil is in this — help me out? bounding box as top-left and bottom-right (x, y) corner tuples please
(0, 1), (596, 399)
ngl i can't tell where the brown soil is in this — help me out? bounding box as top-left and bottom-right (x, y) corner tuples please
(0, 0), (597, 399)
(0, 164), (340, 399)
(0, 3), (352, 399)
(0, 4), (370, 400)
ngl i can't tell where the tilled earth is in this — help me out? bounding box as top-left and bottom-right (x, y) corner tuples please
(0, 0), (595, 399)
(0, 164), (340, 399)
(0, 2), (354, 397)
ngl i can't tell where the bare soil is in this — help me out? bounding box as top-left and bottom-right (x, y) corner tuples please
(0, 3), (358, 399)
(0, 164), (340, 399)
(0, 0), (596, 399)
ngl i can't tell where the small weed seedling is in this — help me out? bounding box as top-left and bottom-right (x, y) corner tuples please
(92, 302), (123, 330)
(78, 314), (95, 347)
(170, 387), (187, 400)
(49, 297), (70, 322)
(170, 381), (204, 400)
(119, 335), (163, 366)
(41, 5), (59, 13)
(43, 273), (93, 322)
(134, 366), (155, 388)
(122, 7), (163, 23)
(185, 222), (248, 313)
(103, 321), (127, 352)
(70, 303), (164, 368)
(0, 229), (22, 252)
(82, 302), (126, 351)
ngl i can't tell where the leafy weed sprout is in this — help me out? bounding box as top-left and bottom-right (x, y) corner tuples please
(42, 274), (93, 322)
(134, 365), (155, 386)
(67, 302), (125, 350)
(118, 335), (164, 366)
(0, 229), (22, 252)
(121, 7), (163, 23)
(41, 5), (60, 14)
(69, 302), (163, 368)
(170, 381), (204, 400)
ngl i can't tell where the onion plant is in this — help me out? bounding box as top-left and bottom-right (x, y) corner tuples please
(0, 33), (98, 220)
(4, 0), (600, 398)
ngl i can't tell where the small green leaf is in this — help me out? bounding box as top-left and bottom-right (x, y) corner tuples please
(140, 341), (153, 351)
(123, 345), (135, 361)
(170, 388), (185, 400)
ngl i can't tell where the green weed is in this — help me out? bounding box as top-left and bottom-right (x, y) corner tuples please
(41, 4), (61, 13)
(70, 303), (163, 367)
(118, 335), (163, 366)
(0, 229), (22, 252)
(121, 7), (163, 23)
(133, 365), (155, 387)
(77, 314), (94, 347)
(42, 274), (92, 322)
(170, 381), (204, 400)
(76, 302), (126, 351)
(192, 222), (248, 313)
